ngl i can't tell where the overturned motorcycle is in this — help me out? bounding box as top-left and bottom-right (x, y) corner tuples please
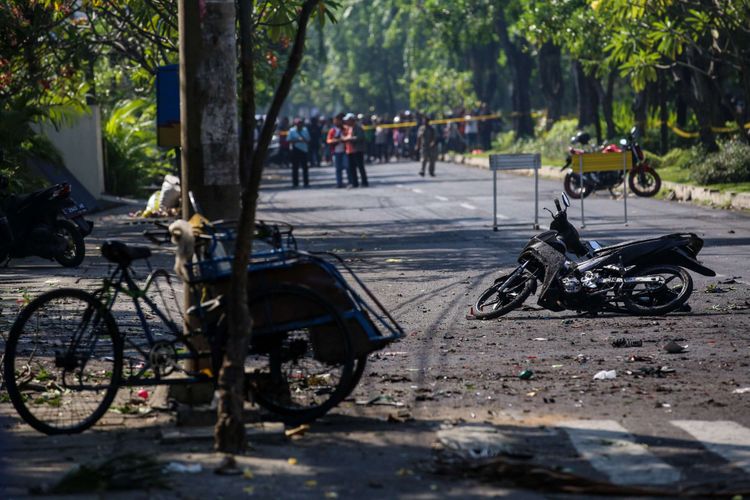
(472, 193), (715, 319)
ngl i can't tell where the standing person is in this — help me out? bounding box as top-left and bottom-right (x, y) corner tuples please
(278, 116), (291, 168)
(287, 118), (310, 187)
(364, 115), (376, 163)
(464, 114), (478, 149)
(374, 117), (389, 163)
(417, 116), (438, 177)
(308, 116), (322, 168)
(326, 113), (350, 188)
(343, 113), (368, 187)
(320, 116), (332, 165)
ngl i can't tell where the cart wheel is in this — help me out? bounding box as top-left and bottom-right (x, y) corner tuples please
(343, 356), (367, 398)
(246, 284), (354, 425)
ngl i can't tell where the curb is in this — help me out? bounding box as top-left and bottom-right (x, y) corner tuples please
(446, 153), (750, 211)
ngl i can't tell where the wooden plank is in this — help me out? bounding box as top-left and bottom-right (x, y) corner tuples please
(575, 152), (632, 173)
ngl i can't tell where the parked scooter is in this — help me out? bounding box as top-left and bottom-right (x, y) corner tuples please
(472, 193), (714, 319)
(562, 127), (661, 199)
(0, 175), (92, 267)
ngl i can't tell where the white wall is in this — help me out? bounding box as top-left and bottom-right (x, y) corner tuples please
(37, 105), (105, 198)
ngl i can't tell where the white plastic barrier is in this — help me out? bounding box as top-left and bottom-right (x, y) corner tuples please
(489, 153), (541, 231)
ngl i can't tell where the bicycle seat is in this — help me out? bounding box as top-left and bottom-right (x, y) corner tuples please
(101, 240), (152, 265)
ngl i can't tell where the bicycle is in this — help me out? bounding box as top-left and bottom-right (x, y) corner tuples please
(3, 218), (403, 435)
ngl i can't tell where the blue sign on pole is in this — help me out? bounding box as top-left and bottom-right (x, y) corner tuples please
(156, 64), (180, 147)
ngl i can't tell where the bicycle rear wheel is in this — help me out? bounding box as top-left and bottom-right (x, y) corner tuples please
(246, 285), (354, 425)
(3, 289), (122, 434)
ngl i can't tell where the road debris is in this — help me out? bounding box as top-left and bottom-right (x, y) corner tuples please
(663, 340), (688, 354)
(285, 424), (311, 438)
(518, 369), (534, 380)
(436, 424), (533, 460)
(164, 462), (202, 474)
(41, 454), (167, 494)
(213, 455), (242, 476)
(593, 370), (617, 380)
(355, 394), (405, 407)
(611, 338), (642, 348)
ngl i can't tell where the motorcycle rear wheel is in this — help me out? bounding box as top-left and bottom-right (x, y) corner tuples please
(563, 172), (592, 199)
(473, 272), (535, 320)
(628, 165), (661, 197)
(54, 219), (85, 268)
(622, 265), (692, 315)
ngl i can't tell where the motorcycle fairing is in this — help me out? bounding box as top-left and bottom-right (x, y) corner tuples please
(520, 239), (567, 311)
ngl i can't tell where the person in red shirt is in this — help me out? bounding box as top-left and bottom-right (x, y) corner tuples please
(342, 113), (369, 187)
(326, 113), (350, 188)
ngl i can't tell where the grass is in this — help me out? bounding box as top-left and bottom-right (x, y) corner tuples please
(658, 164), (750, 193)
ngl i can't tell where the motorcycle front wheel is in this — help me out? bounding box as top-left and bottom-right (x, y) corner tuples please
(628, 165), (661, 197)
(54, 219), (85, 267)
(473, 271), (535, 320)
(622, 265), (692, 315)
(563, 172), (592, 199)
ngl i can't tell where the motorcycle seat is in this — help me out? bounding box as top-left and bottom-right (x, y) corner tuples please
(592, 235), (671, 255)
(101, 240), (152, 265)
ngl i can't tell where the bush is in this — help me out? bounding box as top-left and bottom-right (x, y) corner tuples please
(103, 99), (174, 197)
(689, 140), (750, 185)
(658, 146), (703, 171)
(491, 119), (587, 163)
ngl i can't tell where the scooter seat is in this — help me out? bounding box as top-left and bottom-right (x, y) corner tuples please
(101, 240), (152, 265)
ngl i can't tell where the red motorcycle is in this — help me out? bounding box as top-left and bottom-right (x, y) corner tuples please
(562, 126), (661, 199)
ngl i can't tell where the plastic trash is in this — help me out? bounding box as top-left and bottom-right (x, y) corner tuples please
(164, 462), (202, 474)
(611, 338), (642, 348)
(158, 174), (181, 210)
(136, 389), (149, 400)
(518, 369), (534, 380)
(593, 370), (617, 380)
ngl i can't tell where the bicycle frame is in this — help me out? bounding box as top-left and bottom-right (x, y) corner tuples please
(95, 263), (214, 387)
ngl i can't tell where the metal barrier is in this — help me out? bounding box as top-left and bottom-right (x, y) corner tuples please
(489, 153), (541, 231)
(575, 152), (633, 226)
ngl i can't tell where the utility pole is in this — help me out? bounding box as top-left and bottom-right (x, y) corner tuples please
(177, 0), (239, 398)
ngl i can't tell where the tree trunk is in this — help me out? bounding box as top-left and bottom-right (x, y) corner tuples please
(594, 70), (616, 140)
(632, 89), (648, 137)
(179, 0), (240, 222)
(573, 60), (598, 134)
(467, 41), (500, 108)
(673, 52), (718, 152)
(539, 42), (563, 130)
(659, 71), (669, 154)
(495, 9), (534, 139)
(178, 0), (239, 388)
(213, 0), (254, 454)
(216, 0), (320, 453)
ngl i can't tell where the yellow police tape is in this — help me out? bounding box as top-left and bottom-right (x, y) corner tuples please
(279, 113), (749, 137)
(369, 113), (503, 130)
(659, 120), (750, 139)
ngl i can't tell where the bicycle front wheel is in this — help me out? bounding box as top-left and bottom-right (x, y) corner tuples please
(3, 289), (122, 434)
(246, 285), (354, 425)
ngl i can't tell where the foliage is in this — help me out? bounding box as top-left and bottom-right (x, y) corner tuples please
(690, 141), (750, 185)
(492, 118), (584, 163)
(409, 67), (479, 115)
(103, 99), (173, 197)
(660, 147), (704, 172)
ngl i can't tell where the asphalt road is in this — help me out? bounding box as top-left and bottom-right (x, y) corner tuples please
(1, 158), (749, 497)
(258, 159), (750, 492)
